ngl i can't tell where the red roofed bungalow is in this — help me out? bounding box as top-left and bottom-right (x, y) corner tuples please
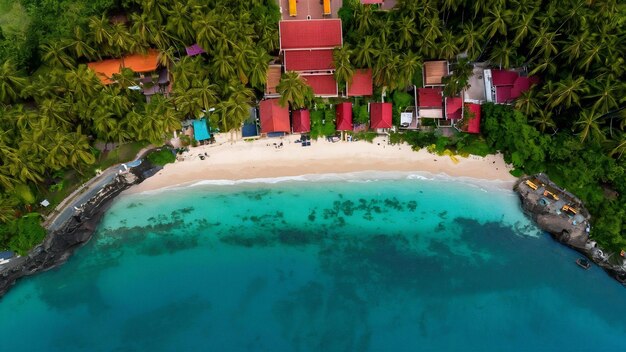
(303, 74), (338, 97)
(284, 49), (334, 72)
(370, 102), (392, 129)
(87, 59), (121, 85)
(418, 88), (443, 108)
(465, 103), (481, 134)
(495, 86), (513, 103)
(347, 69), (373, 96)
(279, 19), (343, 50)
(122, 50), (159, 73)
(259, 99), (291, 134)
(491, 70), (518, 86)
(336, 102), (353, 131)
(292, 109), (311, 133)
(445, 97), (463, 120)
(510, 76), (540, 100)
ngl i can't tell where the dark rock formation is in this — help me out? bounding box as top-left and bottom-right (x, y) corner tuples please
(516, 174), (626, 286)
(0, 161), (162, 298)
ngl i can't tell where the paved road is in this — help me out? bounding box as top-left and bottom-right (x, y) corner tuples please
(45, 165), (126, 232)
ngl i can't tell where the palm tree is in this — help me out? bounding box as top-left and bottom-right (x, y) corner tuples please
(439, 31), (460, 60)
(397, 51), (421, 89)
(190, 79), (218, 113)
(458, 23), (483, 61)
(39, 99), (72, 129)
(0, 61), (28, 104)
(579, 41), (602, 71)
(514, 88), (542, 117)
(89, 15), (112, 46)
(211, 52), (236, 81)
(277, 71), (313, 109)
(373, 47), (400, 90)
(0, 195), (18, 223)
(354, 5), (375, 35)
(574, 109), (604, 144)
(548, 76), (588, 109)
(482, 7), (512, 38)
(529, 26), (558, 60)
(247, 47), (270, 91)
(511, 11), (536, 46)
(64, 27), (96, 60)
(489, 42), (516, 69)
(353, 36), (378, 68)
(395, 15), (417, 49)
(40, 42), (75, 68)
(609, 132), (626, 159)
(588, 79), (622, 114)
(233, 44), (255, 85)
(333, 46), (355, 86)
(562, 32), (588, 64)
(165, 2), (194, 43)
(65, 65), (101, 100)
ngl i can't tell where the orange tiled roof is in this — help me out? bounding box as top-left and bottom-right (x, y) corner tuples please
(122, 50), (159, 73)
(87, 58), (122, 85)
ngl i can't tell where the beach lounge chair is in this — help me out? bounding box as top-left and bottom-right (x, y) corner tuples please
(525, 180), (538, 190)
(289, 0), (297, 16)
(323, 0), (331, 15)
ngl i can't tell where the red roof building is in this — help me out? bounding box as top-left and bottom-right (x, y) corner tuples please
(260, 99), (291, 134)
(279, 19), (342, 50)
(303, 74), (338, 96)
(495, 86), (513, 103)
(284, 49), (334, 72)
(445, 97), (463, 120)
(466, 103), (481, 134)
(491, 70), (519, 86)
(292, 109), (311, 133)
(347, 69), (373, 96)
(418, 88), (443, 108)
(336, 102), (353, 131)
(370, 102), (392, 129)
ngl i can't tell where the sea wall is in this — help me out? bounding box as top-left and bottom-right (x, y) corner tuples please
(516, 175), (626, 286)
(0, 162), (161, 298)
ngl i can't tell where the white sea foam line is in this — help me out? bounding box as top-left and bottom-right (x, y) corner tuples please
(131, 171), (518, 197)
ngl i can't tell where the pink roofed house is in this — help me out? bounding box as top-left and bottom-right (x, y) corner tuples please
(292, 109), (311, 133)
(284, 49), (334, 72)
(445, 97), (463, 120)
(347, 69), (373, 96)
(465, 103), (481, 134)
(260, 99), (291, 134)
(370, 102), (392, 129)
(418, 88), (443, 119)
(486, 69), (539, 104)
(336, 102), (353, 131)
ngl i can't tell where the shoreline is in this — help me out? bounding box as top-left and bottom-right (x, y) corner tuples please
(127, 135), (516, 194)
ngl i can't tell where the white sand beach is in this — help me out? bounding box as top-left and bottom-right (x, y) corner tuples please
(128, 135), (516, 193)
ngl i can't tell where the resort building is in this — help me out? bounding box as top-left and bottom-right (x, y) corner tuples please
(484, 69), (539, 104)
(242, 107), (260, 139)
(279, 19), (342, 97)
(370, 102), (393, 131)
(464, 103), (481, 134)
(417, 87), (444, 119)
(259, 98), (291, 136)
(292, 109), (311, 133)
(423, 60), (449, 87)
(87, 50), (171, 100)
(347, 69), (374, 97)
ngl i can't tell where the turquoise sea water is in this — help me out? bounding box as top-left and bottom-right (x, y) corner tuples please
(1, 173), (625, 351)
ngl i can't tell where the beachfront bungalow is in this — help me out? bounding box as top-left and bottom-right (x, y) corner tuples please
(417, 88), (443, 119)
(242, 107), (260, 139)
(370, 102), (392, 131)
(259, 98), (291, 136)
(279, 19), (342, 97)
(423, 60), (449, 87)
(445, 96), (463, 120)
(292, 109), (311, 133)
(463, 103), (481, 134)
(347, 69), (373, 97)
(484, 69), (539, 104)
(336, 102), (353, 131)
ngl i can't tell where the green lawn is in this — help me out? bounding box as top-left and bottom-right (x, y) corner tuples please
(0, 0), (29, 36)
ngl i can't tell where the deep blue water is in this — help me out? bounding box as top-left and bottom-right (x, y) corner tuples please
(0, 173), (624, 351)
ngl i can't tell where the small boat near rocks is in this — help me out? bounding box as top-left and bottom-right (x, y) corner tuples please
(576, 258), (591, 270)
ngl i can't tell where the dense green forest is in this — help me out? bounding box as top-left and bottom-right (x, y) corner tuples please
(0, 0), (624, 254)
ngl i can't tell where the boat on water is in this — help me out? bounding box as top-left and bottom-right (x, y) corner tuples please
(576, 258), (591, 270)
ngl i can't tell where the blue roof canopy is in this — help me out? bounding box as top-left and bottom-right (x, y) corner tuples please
(193, 119), (210, 141)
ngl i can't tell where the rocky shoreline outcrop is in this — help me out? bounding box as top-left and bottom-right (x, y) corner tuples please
(0, 161), (161, 298)
(516, 174), (626, 286)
